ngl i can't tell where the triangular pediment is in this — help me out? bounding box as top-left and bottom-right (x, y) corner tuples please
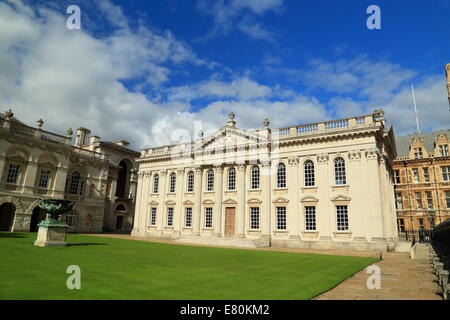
(183, 200), (194, 206)
(222, 198), (238, 205)
(149, 200), (159, 206)
(193, 126), (269, 153)
(202, 199), (215, 205)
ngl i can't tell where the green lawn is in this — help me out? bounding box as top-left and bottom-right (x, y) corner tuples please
(0, 232), (377, 300)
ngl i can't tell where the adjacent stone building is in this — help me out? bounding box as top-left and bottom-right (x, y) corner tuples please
(393, 130), (450, 233)
(0, 109), (139, 233)
(132, 110), (398, 252)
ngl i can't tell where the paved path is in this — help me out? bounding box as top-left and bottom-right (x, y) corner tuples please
(314, 252), (442, 300)
(79, 233), (442, 300)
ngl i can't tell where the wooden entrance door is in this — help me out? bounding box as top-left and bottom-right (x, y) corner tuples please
(224, 207), (236, 238)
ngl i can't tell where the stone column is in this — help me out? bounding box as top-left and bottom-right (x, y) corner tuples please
(288, 157), (300, 239)
(365, 149), (384, 239)
(0, 155), (6, 183)
(23, 161), (38, 194)
(131, 171), (145, 235)
(236, 164), (246, 237)
(214, 165), (223, 236)
(157, 170), (167, 232)
(193, 166), (203, 235)
(261, 161), (272, 236)
(138, 171), (151, 233)
(317, 153), (331, 240)
(176, 168), (185, 233)
(53, 165), (69, 198)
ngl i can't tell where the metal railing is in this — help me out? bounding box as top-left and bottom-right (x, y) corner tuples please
(398, 229), (434, 243)
(431, 219), (450, 270)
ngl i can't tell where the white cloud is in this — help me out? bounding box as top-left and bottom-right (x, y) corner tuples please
(195, 0), (281, 41)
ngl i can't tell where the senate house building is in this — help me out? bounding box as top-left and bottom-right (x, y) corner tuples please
(132, 110), (399, 252)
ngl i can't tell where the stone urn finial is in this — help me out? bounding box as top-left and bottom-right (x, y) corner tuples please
(198, 130), (204, 139)
(36, 119), (44, 129)
(4, 109), (13, 119)
(66, 128), (73, 136)
(263, 118), (270, 129)
(227, 111), (236, 127)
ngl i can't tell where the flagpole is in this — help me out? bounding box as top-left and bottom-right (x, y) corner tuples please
(412, 84), (421, 134)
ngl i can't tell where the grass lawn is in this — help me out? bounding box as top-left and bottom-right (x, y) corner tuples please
(0, 232), (377, 300)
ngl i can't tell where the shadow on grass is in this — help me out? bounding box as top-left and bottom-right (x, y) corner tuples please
(67, 243), (109, 247)
(0, 232), (26, 238)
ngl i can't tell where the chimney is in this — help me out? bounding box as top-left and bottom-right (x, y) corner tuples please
(75, 127), (91, 147)
(113, 140), (130, 148)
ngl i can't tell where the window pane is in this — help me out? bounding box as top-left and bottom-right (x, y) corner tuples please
(7, 164), (21, 184)
(185, 207), (192, 227)
(250, 207), (260, 230)
(334, 158), (346, 185)
(207, 170), (214, 191)
(228, 168), (236, 191)
(336, 205), (349, 231)
(205, 208), (213, 228)
(277, 163), (286, 188)
(305, 206), (316, 231)
(251, 166), (260, 189)
(277, 207), (286, 230)
(304, 160), (315, 187)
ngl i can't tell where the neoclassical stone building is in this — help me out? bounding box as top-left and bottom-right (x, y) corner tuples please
(132, 110), (398, 251)
(0, 109), (139, 233)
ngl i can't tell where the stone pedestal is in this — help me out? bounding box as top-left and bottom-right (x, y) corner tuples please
(34, 219), (69, 247)
(410, 243), (429, 260)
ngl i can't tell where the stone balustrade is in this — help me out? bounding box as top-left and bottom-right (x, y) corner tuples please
(430, 246), (450, 300)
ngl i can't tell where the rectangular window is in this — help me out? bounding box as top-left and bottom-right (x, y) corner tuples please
(276, 207), (287, 230)
(336, 205), (349, 231)
(150, 208), (157, 226)
(395, 193), (403, 210)
(445, 191), (450, 209)
(250, 207), (260, 230)
(394, 170), (401, 184)
(442, 166), (450, 182)
(167, 208), (174, 227)
(426, 191), (433, 209)
(6, 164), (21, 184)
(412, 168), (419, 183)
(418, 218), (424, 230)
(38, 170), (51, 189)
(185, 207), (192, 228)
(397, 219), (405, 233)
(439, 144), (449, 157)
(204, 208), (213, 228)
(187, 173), (194, 192)
(305, 206), (316, 231)
(414, 147), (423, 159)
(228, 168), (236, 191)
(415, 192), (422, 209)
(422, 168), (430, 182)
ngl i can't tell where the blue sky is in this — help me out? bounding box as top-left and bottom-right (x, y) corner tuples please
(1, 0), (449, 149)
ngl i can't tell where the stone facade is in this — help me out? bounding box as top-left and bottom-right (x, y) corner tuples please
(0, 109), (139, 233)
(393, 130), (450, 232)
(132, 110), (399, 252)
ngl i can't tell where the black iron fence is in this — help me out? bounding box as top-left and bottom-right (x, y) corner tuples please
(398, 229), (433, 243)
(431, 219), (450, 271)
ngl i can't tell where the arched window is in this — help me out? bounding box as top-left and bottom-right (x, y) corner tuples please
(115, 160), (128, 198)
(277, 162), (286, 188)
(115, 204), (126, 211)
(169, 172), (176, 193)
(68, 172), (80, 195)
(334, 157), (347, 185)
(304, 160), (315, 187)
(251, 166), (260, 190)
(228, 168), (236, 191)
(187, 171), (194, 192)
(153, 174), (159, 193)
(207, 169), (214, 191)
